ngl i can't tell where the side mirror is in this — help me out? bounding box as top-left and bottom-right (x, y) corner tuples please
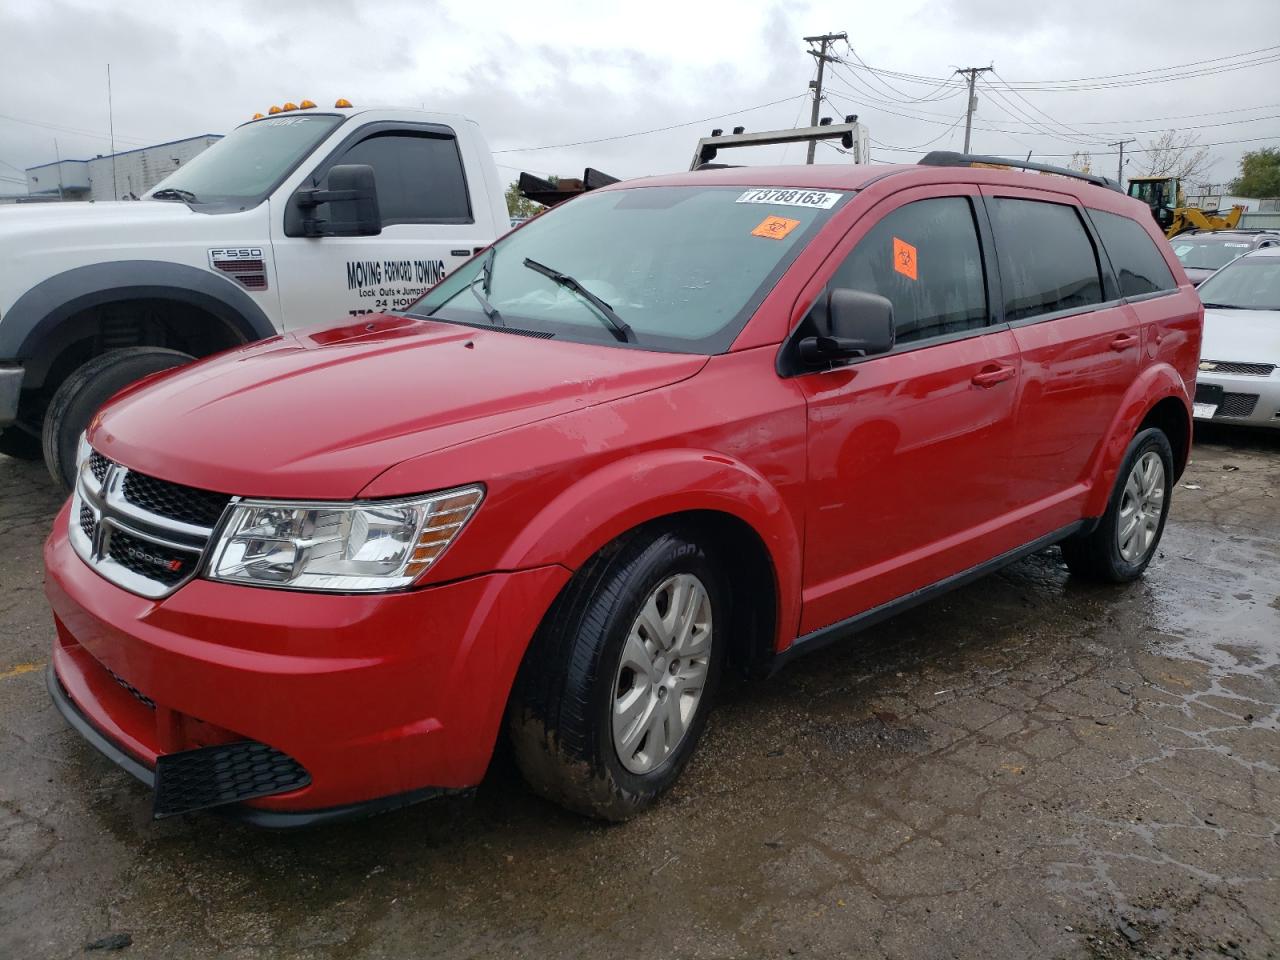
(295, 163), (381, 237)
(799, 289), (895, 365)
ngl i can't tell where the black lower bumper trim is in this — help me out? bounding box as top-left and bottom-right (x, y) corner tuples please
(46, 664), (464, 829)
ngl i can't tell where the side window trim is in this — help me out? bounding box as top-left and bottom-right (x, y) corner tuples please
(283, 120), (474, 237)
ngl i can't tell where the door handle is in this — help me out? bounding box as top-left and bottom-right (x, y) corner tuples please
(1110, 333), (1139, 351)
(971, 363), (1016, 388)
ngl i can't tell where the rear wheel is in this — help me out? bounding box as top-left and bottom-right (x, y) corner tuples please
(508, 527), (726, 821)
(1061, 427), (1173, 582)
(42, 347), (194, 492)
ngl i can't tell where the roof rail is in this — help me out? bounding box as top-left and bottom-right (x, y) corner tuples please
(917, 151), (1122, 193)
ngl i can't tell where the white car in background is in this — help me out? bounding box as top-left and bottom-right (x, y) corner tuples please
(1194, 246), (1280, 428)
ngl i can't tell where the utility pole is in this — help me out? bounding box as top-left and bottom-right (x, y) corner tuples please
(1110, 139), (1136, 188)
(955, 66), (993, 154)
(106, 63), (118, 200)
(804, 32), (846, 164)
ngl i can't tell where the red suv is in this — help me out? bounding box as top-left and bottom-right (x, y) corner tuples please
(44, 158), (1201, 825)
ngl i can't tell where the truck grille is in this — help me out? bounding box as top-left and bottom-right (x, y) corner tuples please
(68, 450), (235, 599)
(1200, 360), (1276, 377)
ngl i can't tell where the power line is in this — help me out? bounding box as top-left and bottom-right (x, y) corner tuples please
(0, 111), (151, 148)
(492, 94), (808, 154)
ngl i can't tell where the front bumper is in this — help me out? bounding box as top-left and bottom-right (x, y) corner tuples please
(44, 502), (570, 823)
(1194, 372), (1280, 428)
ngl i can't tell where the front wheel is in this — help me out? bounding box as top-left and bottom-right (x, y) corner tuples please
(1061, 427), (1174, 583)
(508, 527), (726, 821)
(42, 347), (194, 492)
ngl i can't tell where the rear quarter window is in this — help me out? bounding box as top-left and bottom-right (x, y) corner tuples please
(1089, 209), (1177, 297)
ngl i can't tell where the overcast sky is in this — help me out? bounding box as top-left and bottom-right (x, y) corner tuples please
(2, 0), (1279, 196)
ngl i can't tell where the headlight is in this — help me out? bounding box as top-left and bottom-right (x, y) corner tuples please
(207, 485), (484, 592)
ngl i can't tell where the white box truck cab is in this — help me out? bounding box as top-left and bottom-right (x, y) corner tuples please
(0, 102), (510, 488)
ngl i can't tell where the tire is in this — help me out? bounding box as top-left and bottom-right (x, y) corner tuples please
(0, 425), (42, 461)
(508, 526), (727, 821)
(42, 347), (194, 492)
(1061, 427), (1174, 583)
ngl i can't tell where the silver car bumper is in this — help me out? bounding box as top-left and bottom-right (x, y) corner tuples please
(1194, 370), (1280, 428)
(0, 365), (23, 429)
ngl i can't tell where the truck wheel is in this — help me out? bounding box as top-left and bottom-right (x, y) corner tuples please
(42, 347), (194, 492)
(508, 527), (726, 821)
(1061, 427), (1174, 583)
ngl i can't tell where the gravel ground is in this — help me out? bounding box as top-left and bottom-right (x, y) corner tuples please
(1, 425), (1277, 960)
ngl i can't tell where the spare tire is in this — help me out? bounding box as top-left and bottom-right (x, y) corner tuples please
(42, 347), (194, 493)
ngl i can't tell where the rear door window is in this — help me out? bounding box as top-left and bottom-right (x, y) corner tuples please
(830, 196), (989, 344)
(1090, 209), (1177, 297)
(988, 198), (1103, 321)
(336, 132), (472, 225)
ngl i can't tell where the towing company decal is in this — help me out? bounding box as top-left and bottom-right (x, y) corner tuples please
(735, 188), (843, 209)
(345, 258), (448, 316)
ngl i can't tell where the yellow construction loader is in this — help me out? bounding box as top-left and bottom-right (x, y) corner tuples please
(1127, 175), (1243, 239)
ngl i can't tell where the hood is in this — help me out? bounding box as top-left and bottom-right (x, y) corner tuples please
(0, 199), (197, 236)
(1200, 308), (1280, 365)
(90, 314), (707, 499)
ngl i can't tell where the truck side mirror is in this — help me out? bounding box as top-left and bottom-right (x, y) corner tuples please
(295, 164), (382, 237)
(799, 289), (895, 365)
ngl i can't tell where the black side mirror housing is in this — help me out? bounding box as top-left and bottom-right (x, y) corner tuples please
(798, 288), (895, 365)
(295, 164), (382, 237)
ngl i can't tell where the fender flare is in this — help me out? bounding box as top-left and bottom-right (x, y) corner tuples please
(1083, 361), (1191, 517)
(495, 448), (803, 650)
(1, 260), (276, 363)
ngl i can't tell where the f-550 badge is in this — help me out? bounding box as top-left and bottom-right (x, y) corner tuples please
(208, 247), (264, 263)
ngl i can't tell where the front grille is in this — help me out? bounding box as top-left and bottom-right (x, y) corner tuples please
(70, 450), (231, 599)
(106, 528), (193, 586)
(122, 470), (232, 528)
(153, 741), (311, 819)
(1202, 360), (1276, 377)
(89, 451), (111, 484)
(78, 503), (97, 541)
(1219, 392), (1260, 418)
(104, 667), (156, 710)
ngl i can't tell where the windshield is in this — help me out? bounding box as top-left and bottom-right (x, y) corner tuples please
(1128, 180), (1170, 209)
(1172, 237), (1254, 271)
(409, 185), (846, 352)
(1196, 256), (1280, 311)
(145, 113), (344, 208)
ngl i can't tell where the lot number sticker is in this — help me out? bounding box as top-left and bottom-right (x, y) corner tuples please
(751, 216), (802, 240)
(736, 188), (843, 209)
(893, 237), (918, 280)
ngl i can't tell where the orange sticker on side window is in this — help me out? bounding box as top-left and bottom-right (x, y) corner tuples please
(893, 236), (918, 280)
(751, 215), (801, 240)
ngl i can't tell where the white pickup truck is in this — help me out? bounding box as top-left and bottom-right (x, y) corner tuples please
(0, 103), (510, 487)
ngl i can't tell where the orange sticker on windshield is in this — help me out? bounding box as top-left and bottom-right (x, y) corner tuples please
(751, 215), (801, 240)
(893, 237), (918, 280)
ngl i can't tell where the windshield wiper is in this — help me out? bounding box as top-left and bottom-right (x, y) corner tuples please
(466, 247), (504, 325)
(1201, 302), (1242, 309)
(522, 257), (635, 343)
(150, 187), (199, 204)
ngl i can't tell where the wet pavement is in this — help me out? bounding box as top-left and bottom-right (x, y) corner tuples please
(1, 426), (1277, 959)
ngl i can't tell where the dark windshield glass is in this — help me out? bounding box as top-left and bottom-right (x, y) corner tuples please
(1196, 256), (1280, 310)
(409, 185), (846, 352)
(1171, 237), (1254, 271)
(146, 114), (344, 207)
